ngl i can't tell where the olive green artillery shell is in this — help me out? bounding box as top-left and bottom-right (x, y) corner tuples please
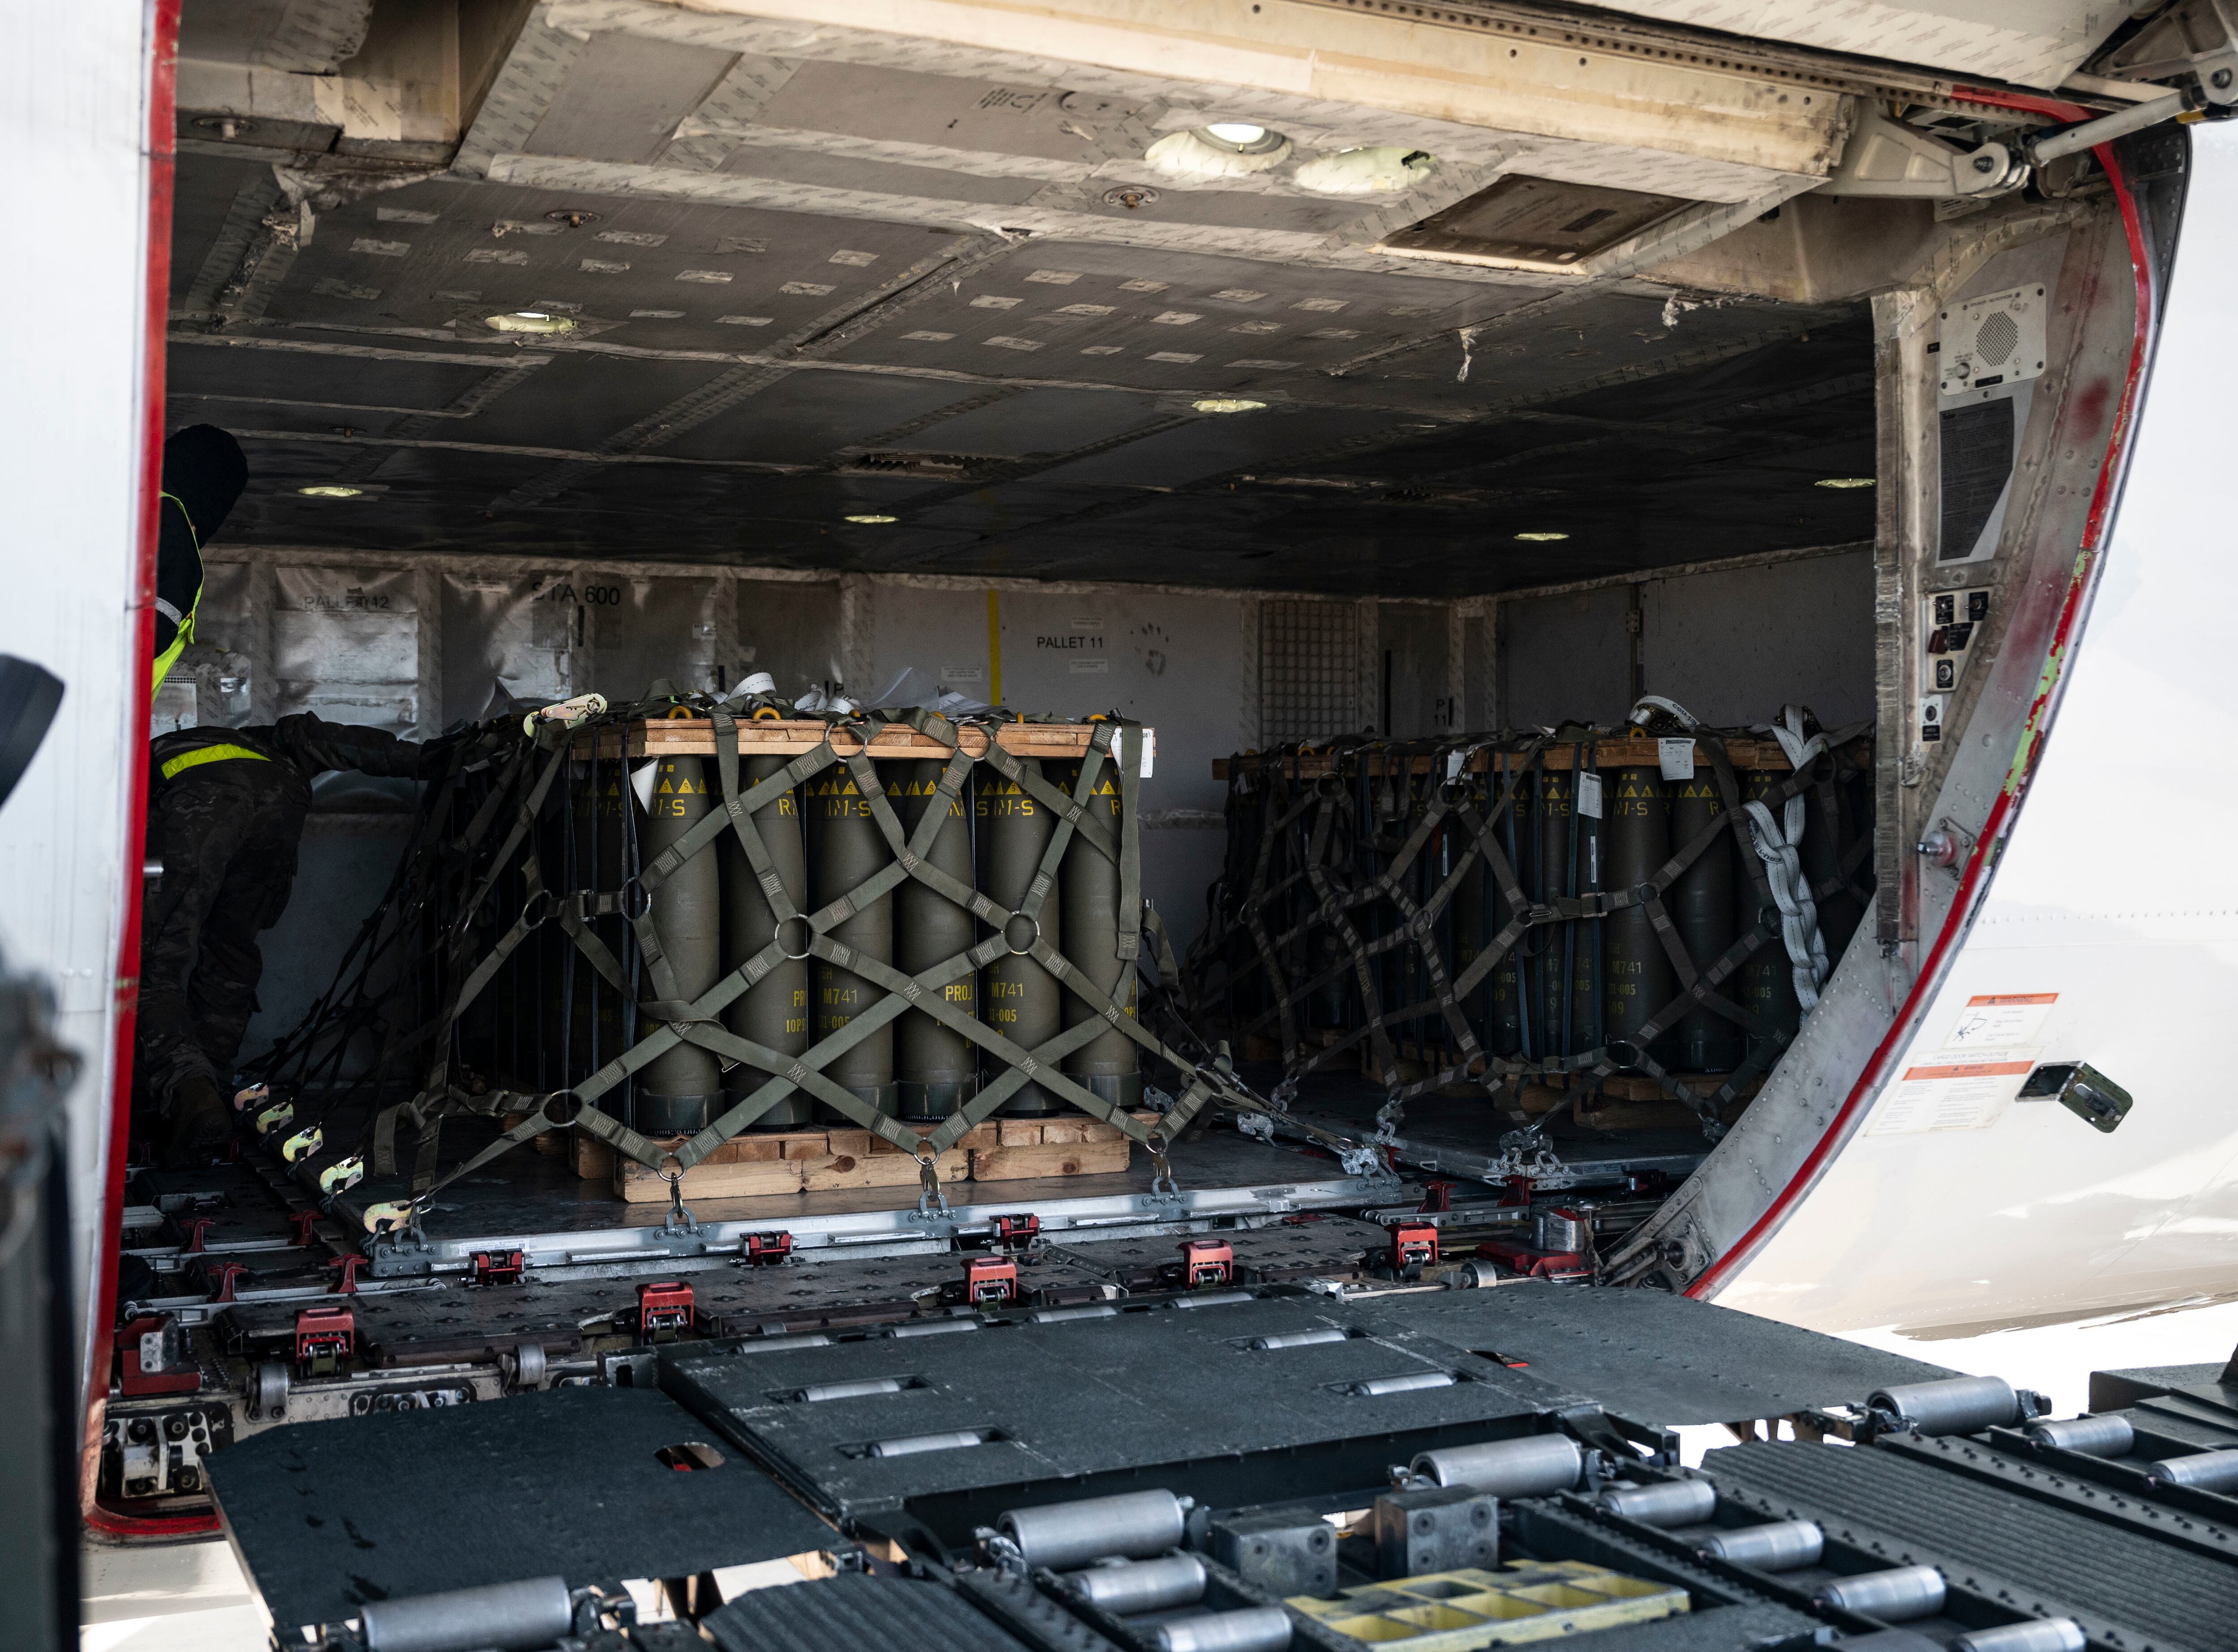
(1603, 765), (1673, 1066)
(807, 764), (897, 1118)
(1057, 757), (1140, 1112)
(721, 753), (812, 1128)
(637, 756), (722, 1132)
(976, 761), (1063, 1115)
(1670, 775), (1741, 1073)
(895, 758), (979, 1120)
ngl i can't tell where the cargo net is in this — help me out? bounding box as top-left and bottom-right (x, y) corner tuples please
(251, 691), (1359, 1238)
(1184, 703), (1874, 1144)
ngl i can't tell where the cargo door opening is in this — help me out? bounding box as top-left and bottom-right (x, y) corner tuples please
(102, 0), (2179, 1539)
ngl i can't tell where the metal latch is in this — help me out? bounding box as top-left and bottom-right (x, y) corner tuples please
(744, 1231), (793, 1266)
(116, 1314), (201, 1398)
(1179, 1238), (1234, 1289)
(636, 1280), (696, 1343)
(1390, 1223), (1441, 1278)
(991, 1213), (1040, 1250)
(195, 1259), (249, 1303)
(469, 1249), (524, 1286)
(963, 1255), (1019, 1306)
(294, 1304), (355, 1378)
(2020, 1062), (2133, 1134)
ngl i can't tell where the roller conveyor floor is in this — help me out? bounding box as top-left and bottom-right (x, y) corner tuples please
(200, 1264), (2238, 1652)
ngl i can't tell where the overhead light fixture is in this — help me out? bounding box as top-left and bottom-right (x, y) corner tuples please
(843, 513), (898, 524)
(1514, 531), (1569, 542)
(1815, 477), (1876, 488)
(1145, 124), (1291, 179)
(486, 310), (577, 335)
(1199, 122), (1283, 153)
(1294, 145), (1438, 196)
(298, 485), (363, 498)
(1193, 398), (1267, 414)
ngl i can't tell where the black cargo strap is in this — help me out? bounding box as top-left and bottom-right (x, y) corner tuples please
(1184, 722), (1873, 1140)
(384, 704), (1339, 1217)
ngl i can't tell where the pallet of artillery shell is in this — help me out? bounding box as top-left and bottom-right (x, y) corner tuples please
(1210, 734), (1867, 780)
(572, 718), (1149, 762)
(574, 1112), (1159, 1203)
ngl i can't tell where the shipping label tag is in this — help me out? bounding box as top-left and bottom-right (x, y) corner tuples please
(1657, 737), (1696, 781)
(1576, 771), (1604, 819)
(1446, 750), (1465, 781)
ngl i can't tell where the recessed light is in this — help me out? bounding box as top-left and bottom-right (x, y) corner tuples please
(1193, 398), (1267, 414)
(1145, 125), (1291, 180)
(1200, 122), (1281, 152)
(1514, 531), (1569, 542)
(298, 485), (363, 498)
(844, 513), (898, 525)
(1815, 477), (1875, 489)
(486, 310), (576, 334)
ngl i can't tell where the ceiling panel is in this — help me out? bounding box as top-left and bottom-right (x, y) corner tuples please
(903, 388), (1169, 457)
(720, 144), (1052, 208)
(163, 10), (1884, 598)
(755, 60), (1137, 164)
(658, 373), (996, 465)
(522, 33), (739, 165)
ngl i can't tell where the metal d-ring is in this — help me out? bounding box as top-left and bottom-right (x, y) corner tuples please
(658, 1153), (700, 1235)
(914, 1142), (950, 1214)
(620, 876), (652, 922)
(1002, 910), (1042, 957)
(776, 915), (816, 961)
(519, 887), (554, 930)
(824, 716), (875, 761)
(1148, 1143), (1179, 1197)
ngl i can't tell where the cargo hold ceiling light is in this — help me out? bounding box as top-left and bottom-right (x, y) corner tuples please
(298, 485), (363, 498)
(1193, 398), (1266, 414)
(1514, 531), (1569, 541)
(1815, 477), (1876, 488)
(844, 513), (898, 524)
(1144, 122), (1291, 180)
(1294, 145), (1438, 196)
(486, 310), (576, 335)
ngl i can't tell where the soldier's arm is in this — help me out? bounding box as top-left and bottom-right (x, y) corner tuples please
(264, 713), (427, 779)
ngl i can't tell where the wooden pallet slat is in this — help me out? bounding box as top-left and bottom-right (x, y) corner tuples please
(572, 718), (1140, 762)
(1210, 734), (1870, 780)
(585, 1110), (1159, 1202)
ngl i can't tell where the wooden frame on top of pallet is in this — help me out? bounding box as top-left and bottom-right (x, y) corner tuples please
(1210, 734), (1870, 780)
(571, 717), (1153, 761)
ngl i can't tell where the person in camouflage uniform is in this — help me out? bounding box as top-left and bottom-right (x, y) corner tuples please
(142, 714), (423, 1165)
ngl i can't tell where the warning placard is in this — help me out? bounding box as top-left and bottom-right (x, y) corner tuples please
(1871, 1048), (2039, 1135)
(1943, 993), (2056, 1050)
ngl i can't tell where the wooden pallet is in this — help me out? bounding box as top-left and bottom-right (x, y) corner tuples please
(1211, 735), (1868, 780)
(572, 717), (1144, 762)
(575, 1112), (1153, 1203)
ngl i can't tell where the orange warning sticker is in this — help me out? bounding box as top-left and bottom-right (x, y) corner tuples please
(1872, 1048), (2041, 1135)
(1901, 1060), (2034, 1082)
(1944, 993), (2058, 1050)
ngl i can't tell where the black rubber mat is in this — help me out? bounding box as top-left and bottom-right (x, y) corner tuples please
(704, 1574), (1032, 1652)
(1703, 1439), (2238, 1652)
(208, 1387), (837, 1634)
